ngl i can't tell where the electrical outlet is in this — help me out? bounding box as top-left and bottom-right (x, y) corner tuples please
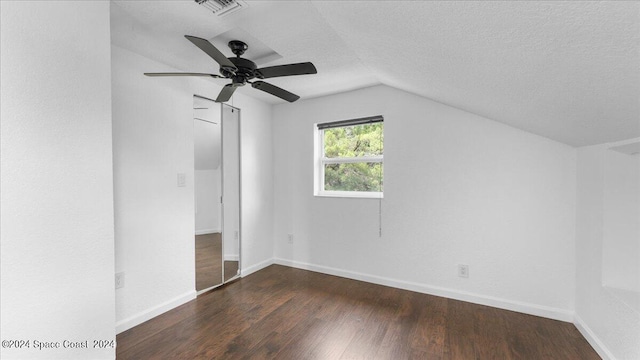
(287, 234), (294, 244)
(458, 264), (469, 278)
(115, 272), (125, 289)
(177, 173), (186, 187)
(234, 231), (239, 240)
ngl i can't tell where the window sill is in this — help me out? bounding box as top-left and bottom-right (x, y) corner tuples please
(315, 191), (383, 199)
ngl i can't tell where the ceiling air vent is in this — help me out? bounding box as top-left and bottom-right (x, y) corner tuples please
(195, 0), (247, 17)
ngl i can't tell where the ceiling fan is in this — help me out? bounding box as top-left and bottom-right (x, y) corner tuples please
(144, 35), (317, 103)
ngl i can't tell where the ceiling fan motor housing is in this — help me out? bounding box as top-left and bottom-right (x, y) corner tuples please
(223, 56), (257, 85)
(221, 40), (257, 85)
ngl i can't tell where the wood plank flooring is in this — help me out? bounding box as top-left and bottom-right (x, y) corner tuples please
(116, 265), (600, 359)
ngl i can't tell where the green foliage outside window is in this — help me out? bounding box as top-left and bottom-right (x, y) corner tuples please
(323, 123), (383, 192)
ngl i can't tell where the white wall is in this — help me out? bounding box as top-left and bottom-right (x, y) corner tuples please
(233, 99), (276, 275)
(0, 1), (116, 359)
(112, 45), (195, 332)
(273, 85), (577, 320)
(602, 149), (640, 292)
(575, 141), (640, 360)
(112, 44), (274, 333)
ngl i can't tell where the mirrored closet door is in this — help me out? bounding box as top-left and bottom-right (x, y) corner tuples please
(193, 96), (240, 292)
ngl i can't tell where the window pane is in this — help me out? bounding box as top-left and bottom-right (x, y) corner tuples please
(323, 123), (383, 158)
(324, 162), (383, 192)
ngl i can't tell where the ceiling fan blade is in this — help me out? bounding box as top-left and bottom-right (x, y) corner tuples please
(251, 81), (300, 102)
(144, 72), (223, 78)
(215, 84), (239, 103)
(256, 62), (317, 79)
(184, 35), (237, 72)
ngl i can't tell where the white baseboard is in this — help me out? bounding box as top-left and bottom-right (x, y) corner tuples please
(574, 314), (616, 360)
(273, 258), (574, 322)
(241, 258), (274, 277)
(116, 290), (196, 334)
(195, 229), (221, 235)
(224, 254), (239, 261)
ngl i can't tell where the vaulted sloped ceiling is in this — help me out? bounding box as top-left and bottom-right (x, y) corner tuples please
(111, 1), (639, 147)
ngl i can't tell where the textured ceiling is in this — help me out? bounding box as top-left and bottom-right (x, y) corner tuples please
(111, 1), (639, 146)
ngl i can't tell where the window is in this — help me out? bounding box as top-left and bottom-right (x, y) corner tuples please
(315, 116), (384, 198)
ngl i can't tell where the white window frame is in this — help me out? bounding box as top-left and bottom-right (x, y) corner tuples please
(314, 118), (384, 199)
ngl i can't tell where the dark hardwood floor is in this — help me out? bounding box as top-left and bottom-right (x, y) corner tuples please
(116, 265), (599, 359)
